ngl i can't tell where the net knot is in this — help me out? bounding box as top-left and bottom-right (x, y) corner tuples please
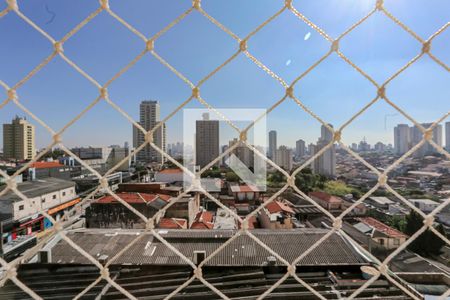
(287, 265), (296, 275)
(99, 0), (109, 10)
(100, 177), (109, 189)
(376, 0), (384, 10)
(284, 0), (293, 9)
(333, 130), (341, 142)
(378, 174), (387, 186)
(378, 264), (388, 275)
(54, 41), (64, 54)
(7, 89), (17, 101)
(192, 87), (200, 98)
(194, 267), (203, 278)
(53, 133), (62, 144)
(331, 39), (339, 52)
(192, 0), (201, 10)
(100, 87), (108, 99)
(423, 128), (433, 141)
(332, 218), (342, 230)
(146, 219), (155, 230)
(239, 131), (247, 142)
(7, 178), (17, 190)
(146, 39), (155, 52)
(100, 267), (110, 279)
(422, 41), (431, 53)
(6, 0), (18, 10)
(423, 215), (434, 227)
(377, 86), (386, 98)
(145, 131), (154, 143)
(241, 219), (249, 230)
(287, 176), (295, 187)
(239, 40), (248, 52)
(5, 266), (17, 279)
(286, 85), (294, 98)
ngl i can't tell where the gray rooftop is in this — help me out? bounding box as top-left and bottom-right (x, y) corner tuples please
(0, 177), (75, 202)
(50, 228), (367, 266)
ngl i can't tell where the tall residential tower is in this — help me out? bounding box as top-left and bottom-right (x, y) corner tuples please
(3, 116), (35, 160)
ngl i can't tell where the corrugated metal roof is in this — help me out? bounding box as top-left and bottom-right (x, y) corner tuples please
(50, 229), (366, 266)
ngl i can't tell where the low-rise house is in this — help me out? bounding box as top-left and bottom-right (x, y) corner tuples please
(259, 200), (295, 229)
(0, 178), (78, 241)
(229, 184), (262, 204)
(309, 191), (342, 212)
(366, 196), (395, 210)
(86, 192), (170, 229)
(409, 199), (439, 213)
(356, 217), (408, 250)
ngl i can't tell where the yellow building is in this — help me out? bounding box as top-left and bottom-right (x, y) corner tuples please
(3, 116), (35, 160)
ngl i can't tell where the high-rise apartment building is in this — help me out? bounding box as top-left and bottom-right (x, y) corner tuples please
(133, 100), (166, 164)
(3, 116), (35, 160)
(195, 113), (219, 168)
(312, 124), (336, 177)
(445, 122), (450, 151)
(394, 124), (410, 155)
(295, 139), (306, 159)
(275, 145), (292, 171)
(268, 130), (277, 160)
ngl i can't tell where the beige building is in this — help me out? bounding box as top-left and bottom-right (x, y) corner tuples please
(3, 116), (35, 160)
(275, 145), (292, 171)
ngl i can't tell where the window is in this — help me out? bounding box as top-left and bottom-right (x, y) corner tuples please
(394, 239), (400, 246)
(18, 205), (24, 211)
(62, 192), (66, 196)
(53, 195), (56, 200)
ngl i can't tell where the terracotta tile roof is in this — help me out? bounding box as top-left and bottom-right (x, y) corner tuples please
(230, 184), (261, 193)
(358, 217), (408, 238)
(266, 200), (294, 214)
(309, 191), (343, 204)
(29, 161), (63, 169)
(158, 168), (183, 174)
(190, 211), (214, 229)
(97, 192), (164, 204)
(158, 218), (187, 229)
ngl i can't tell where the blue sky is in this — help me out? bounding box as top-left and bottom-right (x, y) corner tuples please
(0, 0), (449, 150)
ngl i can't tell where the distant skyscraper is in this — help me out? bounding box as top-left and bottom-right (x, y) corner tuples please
(394, 124), (410, 155)
(445, 122), (450, 151)
(3, 116), (35, 160)
(312, 124), (336, 177)
(268, 130), (277, 160)
(411, 123), (442, 157)
(275, 146), (292, 171)
(358, 138), (370, 152)
(196, 113), (219, 168)
(351, 143), (358, 152)
(133, 100), (166, 164)
(295, 139), (306, 159)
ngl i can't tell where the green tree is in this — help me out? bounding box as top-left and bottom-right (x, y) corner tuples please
(225, 171), (239, 182)
(405, 211), (446, 257)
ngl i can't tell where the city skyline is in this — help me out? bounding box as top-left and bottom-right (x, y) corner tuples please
(1, 0), (449, 149)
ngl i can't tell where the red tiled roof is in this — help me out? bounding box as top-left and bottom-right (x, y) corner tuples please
(358, 217), (408, 238)
(158, 168), (183, 174)
(190, 211), (214, 229)
(96, 192), (162, 204)
(266, 201), (295, 214)
(158, 218), (187, 229)
(230, 184), (260, 193)
(309, 191), (343, 204)
(29, 161), (63, 169)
